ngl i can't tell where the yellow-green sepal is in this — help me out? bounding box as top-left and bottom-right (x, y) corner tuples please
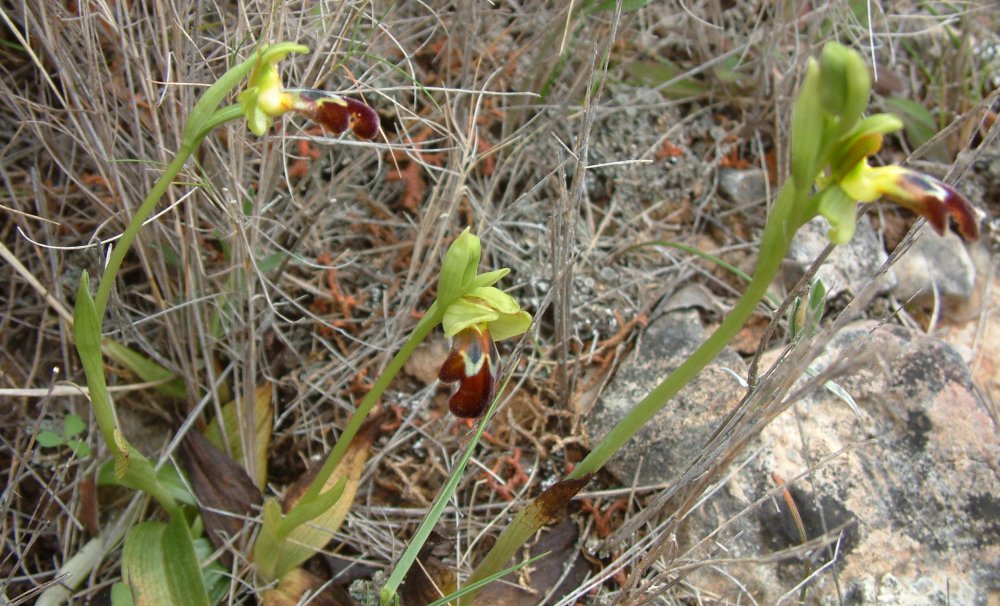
(438, 228), (481, 305)
(819, 42), (871, 140)
(790, 58), (824, 189)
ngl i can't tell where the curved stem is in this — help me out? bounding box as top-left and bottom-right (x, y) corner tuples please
(465, 184), (805, 600)
(93, 148), (195, 318)
(568, 236), (788, 480)
(299, 303), (443, 505)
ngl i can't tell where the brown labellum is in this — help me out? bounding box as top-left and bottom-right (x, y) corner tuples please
(438, 326), (500, 418)
(297, 90), (380, 140)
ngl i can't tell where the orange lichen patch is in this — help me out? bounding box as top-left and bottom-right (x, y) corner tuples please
(386, 126), (444, 212)
(484, 447), (529, 501)
(312, 251), (362, 335)
(655, 139), (685, 160)
(580, 497), (628, 538)
(386, 162), (426, 213)
(718, 145), (751, 169)
(287, 129), (323, 178)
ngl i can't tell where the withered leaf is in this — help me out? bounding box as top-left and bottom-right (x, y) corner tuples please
(476, 521), (589, 606)
(400, 531), (457, 606)
(527, 475), (592, 526)
(179, 430), (262, 564)
(260, 567), (358, 606)
(264, 414), (384, 578)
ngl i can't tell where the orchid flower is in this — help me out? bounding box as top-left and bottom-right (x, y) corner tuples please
(798, 44), (979, 245)
(435, 229), (532, 417)
(238, 44), (379, 139)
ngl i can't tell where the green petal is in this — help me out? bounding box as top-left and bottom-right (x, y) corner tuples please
(488, 310), (532, 341)
(470, 268), (510, 288)
(816, 185), (859, 245)
(466, 286), (520, 314)
(849, 113), (905, 139)
(443, 298), (498, 337)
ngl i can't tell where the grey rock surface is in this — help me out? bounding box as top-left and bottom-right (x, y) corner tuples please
(891, 222), (977, 306)
(673, 321), (999, 604)
(786, 215), (897, 297)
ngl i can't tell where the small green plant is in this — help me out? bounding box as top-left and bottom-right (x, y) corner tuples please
(36, 414), (92, 459)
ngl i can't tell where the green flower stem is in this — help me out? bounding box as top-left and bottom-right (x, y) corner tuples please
(465, 183), (809, 597)
(569, 185), (799, 480)
(93, 149), (194, 319)
(298, 303), (444, 506)
(569, 228), (789, 479)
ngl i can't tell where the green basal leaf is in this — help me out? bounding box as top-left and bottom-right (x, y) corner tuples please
(192, 537), (229, 604)
(101, 340), (186, 400)
(277, 478), (346, 541)
(111, 582), (135, 606)
(36, 430), (64, 448)
(121, 518), (210, 606)
(253, 498), (283, 581)
(64, 414), (86, 438)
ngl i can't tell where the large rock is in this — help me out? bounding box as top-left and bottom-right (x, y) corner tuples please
(677, 321), (1000, 603)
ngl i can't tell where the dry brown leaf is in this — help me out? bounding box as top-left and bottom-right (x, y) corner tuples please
(259, 567), (358, 606)
(178, 431), (262, 566)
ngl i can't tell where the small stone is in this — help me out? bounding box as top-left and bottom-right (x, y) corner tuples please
(891, 222), (976, 306)
(786, 215), (897, 297)
(718, 168), (768, 204)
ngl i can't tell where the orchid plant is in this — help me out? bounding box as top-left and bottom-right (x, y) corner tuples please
(68, 42), (383, 605)
(452, 41), (980, 604)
